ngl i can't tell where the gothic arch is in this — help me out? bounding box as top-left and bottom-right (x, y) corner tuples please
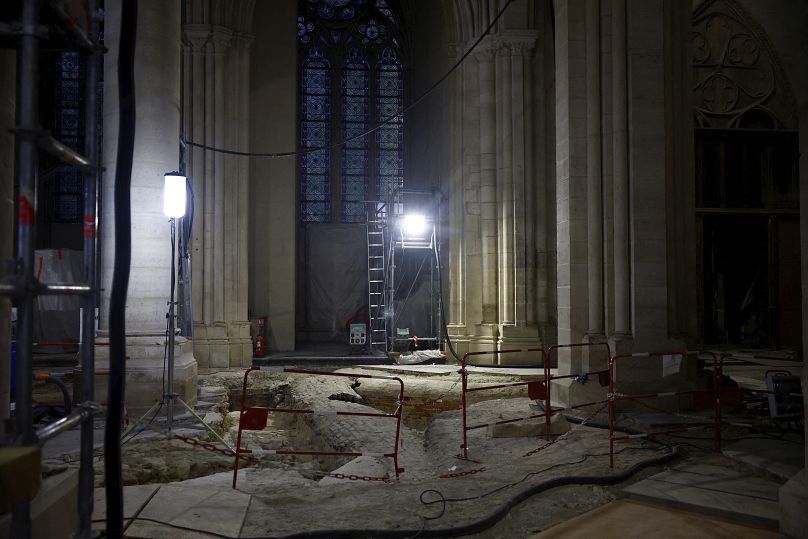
(693, 0), (798, 129)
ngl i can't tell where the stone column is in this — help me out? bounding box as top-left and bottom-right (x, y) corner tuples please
(496, 33), (541, 358)
(611, 0), (632, 345)
(554, 0), (590, 373)
(447, 44), (464, 329)
(446, 41), (484, 358)
(183, 25), (207, 326)
(212, 29), (230, 326)
(583, 0), (608, 373)
(586, 0), (604, 340)
(101, 0), (196, 414)
(496, 43), (513, 326)
(0, 50), (15, 432)
(184, 21), (252, 367)
(627, 0), (674, 350)
(476, 44), (499, 328)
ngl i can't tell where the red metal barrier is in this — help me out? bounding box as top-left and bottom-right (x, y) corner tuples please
(545, 342), (612, 412)
(608, 351), (720, 467)
(232, 367), (406, 489)
(459, 348), (549, 460)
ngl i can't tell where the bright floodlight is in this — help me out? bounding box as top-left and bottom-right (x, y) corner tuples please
(163, 173), (187, 218)
(400, 213), (428, 237)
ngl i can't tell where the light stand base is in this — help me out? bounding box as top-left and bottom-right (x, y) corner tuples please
(120, 395), (231, 450)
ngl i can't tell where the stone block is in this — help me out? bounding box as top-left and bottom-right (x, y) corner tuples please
(241, 344), (253, 367)
(206, 323), (228, 340)
(193, 324), (208, 340)
(552, 376), (608, 409)
(195, 343), (210, 368)
(780, 468), (808, 539)
(229, 343), (243, 367)
(0, 470), (78, 539)
(125, 347), (197, 416)
(229, 321), (251, 339)
(208, 342), (229, 368)
(0, 446), (41, 513)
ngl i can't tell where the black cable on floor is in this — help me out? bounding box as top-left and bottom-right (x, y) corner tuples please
(105, 1), (138, 537)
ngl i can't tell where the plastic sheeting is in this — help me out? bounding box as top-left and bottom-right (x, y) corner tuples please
(304, 225), (367, 339)
(302, 224), (439, 344)
(34, 249), (82, 345)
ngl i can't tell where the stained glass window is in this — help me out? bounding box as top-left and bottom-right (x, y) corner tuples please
(298, 0), (405, 223)
(54, 52), (84, 223)
(300, 47), (332, 223)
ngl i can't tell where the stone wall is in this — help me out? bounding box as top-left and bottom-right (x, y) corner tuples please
(248, 0), (297, 352)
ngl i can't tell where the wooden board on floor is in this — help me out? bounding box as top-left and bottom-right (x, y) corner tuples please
(531, 499), (777, 539)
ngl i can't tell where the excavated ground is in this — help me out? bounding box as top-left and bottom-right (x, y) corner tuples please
(41, 367), (721, 537)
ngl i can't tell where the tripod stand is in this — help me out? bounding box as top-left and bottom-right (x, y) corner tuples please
(120, 217), (230, 449)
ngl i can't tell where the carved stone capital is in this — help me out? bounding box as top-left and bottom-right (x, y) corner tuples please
(183, 24), (210, 51)
(233, 32), (255, 51)
(210, 25), (233, 54)
(495, 32), (538, 57)
(472, 36), (496, 63)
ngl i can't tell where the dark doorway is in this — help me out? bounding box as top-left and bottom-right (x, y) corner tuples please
(695, 129), (800, 349)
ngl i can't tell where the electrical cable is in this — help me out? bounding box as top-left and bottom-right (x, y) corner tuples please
(105, 1), (137, 537)
(433, 232), (459, 362)
(179, 0), (516, 158)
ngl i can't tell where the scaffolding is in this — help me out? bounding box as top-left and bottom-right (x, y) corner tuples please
(365, 189), (443, 354)
(0, 1), (102, 537)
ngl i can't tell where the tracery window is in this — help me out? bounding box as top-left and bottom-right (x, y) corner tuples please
(298, 0), (405, 223)
(54, 51), (85, 223)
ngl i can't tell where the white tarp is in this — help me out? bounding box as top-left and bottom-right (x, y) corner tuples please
(34, 249), (82, 345)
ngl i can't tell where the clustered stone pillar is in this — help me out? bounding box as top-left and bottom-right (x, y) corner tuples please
(550, 0), (687, 400)
(182, 15), (254, 368)
(611, 0), (631, 345)
(101, 0), (196, 414)
(554, 0), (591, 375)
(586, 0), (604, 345)
(447, 31), (540, 364)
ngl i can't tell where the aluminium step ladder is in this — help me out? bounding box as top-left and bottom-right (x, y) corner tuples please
(366, 214), (388, 351)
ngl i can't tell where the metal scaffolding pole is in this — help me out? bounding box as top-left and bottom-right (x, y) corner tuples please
(77, 0), (100, 535)
(11, 0), (40, 536)
(3, 2), (102, 537)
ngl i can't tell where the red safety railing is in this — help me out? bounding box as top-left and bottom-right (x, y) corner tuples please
(608, 351), (721, 467)
(545, 342), (613, 412)
(459, 348), (549, 460)
(232, 367), (406, 489)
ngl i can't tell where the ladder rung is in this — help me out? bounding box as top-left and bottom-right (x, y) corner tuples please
(369, 292), (382, 295)
(368, 244), (384, 247)
(368, 231), (383, 235)
(369, 280), (384, 283)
